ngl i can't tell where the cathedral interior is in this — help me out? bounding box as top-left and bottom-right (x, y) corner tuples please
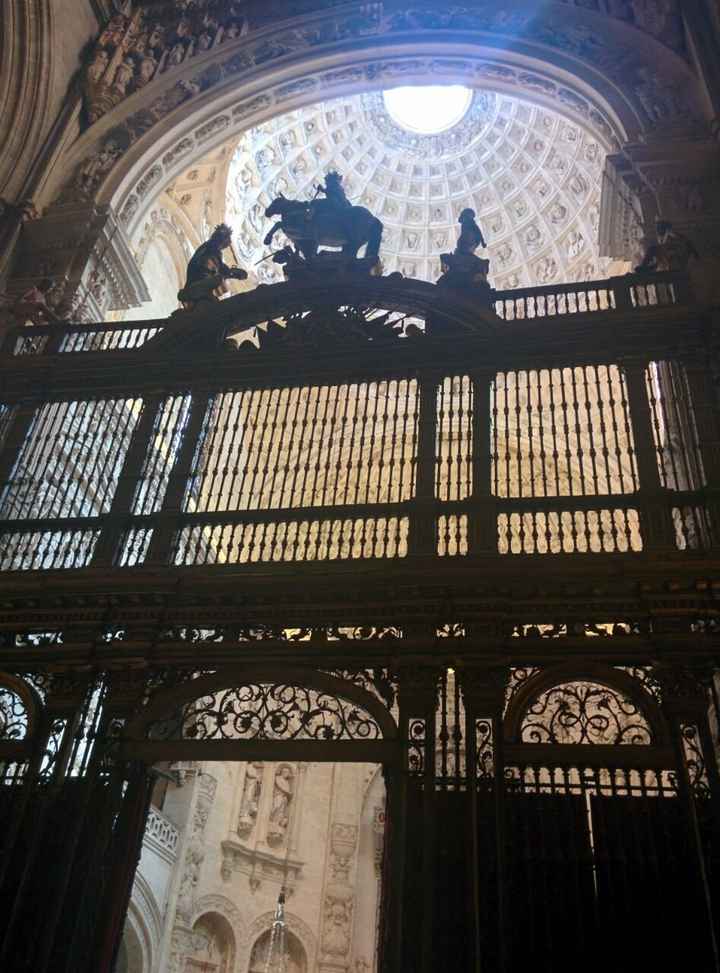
(2, 1), (720, 972)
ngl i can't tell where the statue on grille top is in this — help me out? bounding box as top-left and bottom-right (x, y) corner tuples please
(635, 220), (699, 274)
(263, 171), (383, 273)
(177, 223), (248, 310)
(315, 171), (353, 213)
(438, 208), (491, 297)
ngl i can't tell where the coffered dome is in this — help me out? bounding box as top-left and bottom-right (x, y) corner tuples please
(226, 86), (613, 288)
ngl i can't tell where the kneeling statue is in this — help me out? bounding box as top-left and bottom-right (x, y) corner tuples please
(439, 208), (490, 297)
(178, 223), (247, 310)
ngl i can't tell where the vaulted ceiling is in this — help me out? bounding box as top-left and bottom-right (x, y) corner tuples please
(225, 88), (616, 289)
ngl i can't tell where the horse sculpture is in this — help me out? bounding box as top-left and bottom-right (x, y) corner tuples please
(263, 193), (383, 264)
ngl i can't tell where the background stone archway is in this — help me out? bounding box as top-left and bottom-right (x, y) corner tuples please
(44, 1), (709, 218)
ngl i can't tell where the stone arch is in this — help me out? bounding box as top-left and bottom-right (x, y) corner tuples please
(132, 205), (197, 274)
(120, 899), (156, 973)
(247, 927), (306, 973)
(45, 5), (708, 221)
(242, 909), (317, 972)
(126, 871), (163, 973)
(193, 892), (247, 944)
(504, 662), (668, 746)
(188, 910), (237, 973)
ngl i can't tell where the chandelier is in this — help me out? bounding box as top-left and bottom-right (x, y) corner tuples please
(264, 888), (289, 973)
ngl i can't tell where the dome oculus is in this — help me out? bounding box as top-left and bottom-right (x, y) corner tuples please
(382, 85), (473, 135)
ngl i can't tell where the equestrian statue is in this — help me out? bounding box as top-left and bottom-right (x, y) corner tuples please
(263, 171), (383, 271)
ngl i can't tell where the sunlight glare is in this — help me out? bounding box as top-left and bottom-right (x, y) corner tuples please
(383, 85), (473, 135)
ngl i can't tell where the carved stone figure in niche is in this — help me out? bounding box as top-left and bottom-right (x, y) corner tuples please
(237, 762), (263, 837)
(263, 171), (383, 269)
(438, 209), (490, 297)
(176, 835), (204, 923)
(86, 49), (110, 86)
(177, 223), (248, 311)
(135, 54), (158, 88)
(112, 57), (135, 96)
(635, 220), (699, 274)
(267, 765), (294, 845)
(74, 140), (121, 196)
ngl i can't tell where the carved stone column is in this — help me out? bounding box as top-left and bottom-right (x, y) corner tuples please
(158, 769), (218, 973)
(318, 765), (362, 973)
(7, 201), (149, 320)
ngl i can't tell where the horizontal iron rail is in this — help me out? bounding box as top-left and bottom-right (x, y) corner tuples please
(0, 488), (707, 533)
(0, 270), (690, 362)
(504, 742), (676, 771)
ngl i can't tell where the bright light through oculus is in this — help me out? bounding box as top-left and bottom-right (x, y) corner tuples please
(383, 85), (473, 134)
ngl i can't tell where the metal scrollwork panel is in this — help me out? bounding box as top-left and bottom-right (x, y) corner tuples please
(407, 718), (426, 774)
(680, 723), (710, 799)
(148, 683), (383, 742)
(520, 681), (653, 746)
(0, 686), (29, 741)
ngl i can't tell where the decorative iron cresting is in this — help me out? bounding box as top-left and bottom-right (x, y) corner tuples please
(520, 680), (653, 745)
(147, 682), (383, 741)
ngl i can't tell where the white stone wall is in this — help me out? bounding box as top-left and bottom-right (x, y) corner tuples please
(125, 761), (384, 973)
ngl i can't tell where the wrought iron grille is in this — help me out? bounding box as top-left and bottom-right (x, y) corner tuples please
(146, 682), (384, 742)
(519, 680), (653, 746)
(0, 271), (712, 571)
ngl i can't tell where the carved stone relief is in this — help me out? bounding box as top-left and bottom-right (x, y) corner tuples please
(176, 772), (218, 924)
(78, 1), (688, 139)
(267, 764), (294, 846)
(321, 892), (354, 959)
(59, 2), (705, 220)
(9, 203), (149, 320)
(220, 762), (304, 893)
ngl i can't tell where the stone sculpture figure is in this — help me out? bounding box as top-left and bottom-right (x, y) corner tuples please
(635, 220), (699, 274)
(237, 762), (263, 836)
(267, 765), (293, 845)
(177, 223), (248, 310)
(438, 208), (490, 296)
(0, 278), (62, 329)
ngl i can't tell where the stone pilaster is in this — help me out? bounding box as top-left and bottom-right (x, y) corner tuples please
(157, 769), (217, 973)
(7, 201), (149, 320)
(318, 765), (361, 973)
(602, 135), (720, 300)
